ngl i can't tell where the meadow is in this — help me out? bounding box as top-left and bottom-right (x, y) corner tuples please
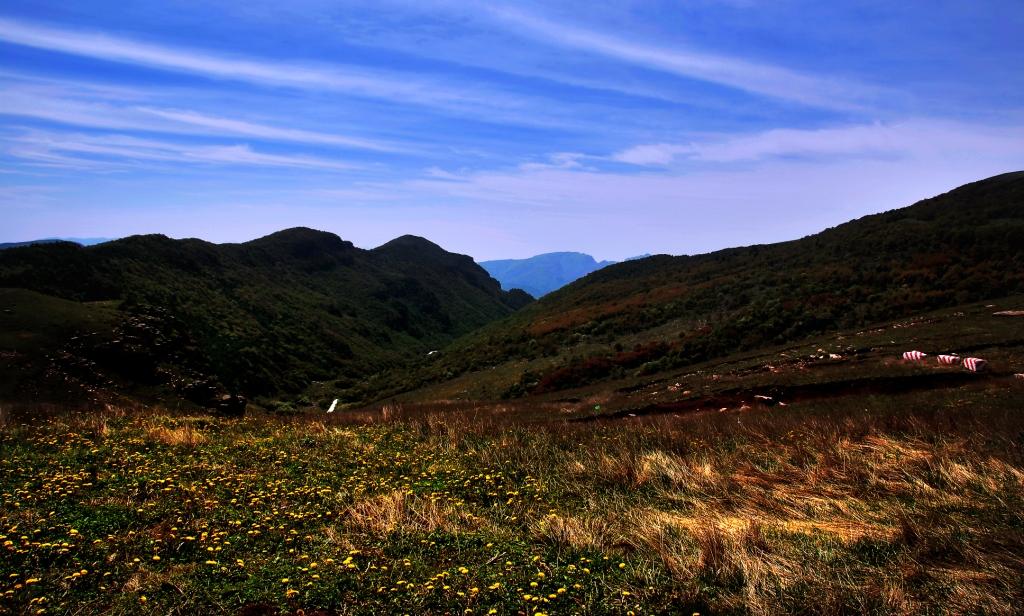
(2, 381), (1023, 615)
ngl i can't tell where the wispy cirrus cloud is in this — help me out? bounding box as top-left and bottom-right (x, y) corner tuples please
(133, 108), (403, 152)
(4, 130), (361, 171)
(0, 16), (412, 94)
(612, 120), (1024, 165)
(0, 16), (562, 126)
(612, 143), (692, 166)
(483, 6), (880, 111)
(0, 84), (405, 153)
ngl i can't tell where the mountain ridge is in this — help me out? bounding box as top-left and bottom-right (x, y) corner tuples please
(392, 171), (1024, 400)
(0, 227), (530, 405)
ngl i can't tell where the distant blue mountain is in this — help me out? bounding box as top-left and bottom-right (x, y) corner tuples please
(481, 252), (621, 297)
(0, 237), (112, 250)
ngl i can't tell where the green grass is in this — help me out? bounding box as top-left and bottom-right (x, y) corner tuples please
(0, 412), (655, 615)
(3, 287), (1023, 615)
(393, 294), (1024, 415)
(0, 288), (118, 352)
(3, 375), (1023, 614)
(0, 288), (120, 401)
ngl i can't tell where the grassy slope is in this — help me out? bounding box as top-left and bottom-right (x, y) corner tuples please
(401, 294), (1024, 409)
(2, 301), (1022, 614)
(0, 230), (530, 402)
(392, 171), (1024, 401)
(0, 288), (119, 352)
(0, 288), (120, 402)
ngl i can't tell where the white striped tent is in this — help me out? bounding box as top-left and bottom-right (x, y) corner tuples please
(936, 354), (960, 365)
(962, 357), (988, 372)
(902, 350), (927, 361)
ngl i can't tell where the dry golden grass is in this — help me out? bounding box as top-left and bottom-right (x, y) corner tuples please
(145, 422), (207, 447)
(534, 513), (615, 550)
(345, 490), (487, 535)
(4, 387), (1020, 615)
(446, 392), (1024, 615)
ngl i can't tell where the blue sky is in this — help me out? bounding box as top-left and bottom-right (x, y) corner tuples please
(2, 0), (1023, 260)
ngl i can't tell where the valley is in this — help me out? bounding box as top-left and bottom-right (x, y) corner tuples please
(1, 174), (1023, 615)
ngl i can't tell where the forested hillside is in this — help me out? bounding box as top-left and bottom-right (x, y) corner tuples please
(0, 228), (530, 403)
(405, 172), (1024, 397)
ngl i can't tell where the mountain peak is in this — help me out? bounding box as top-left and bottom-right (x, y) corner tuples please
(480, 251), (618, 297)
(247, 227), (347, 246)
(243, 227), (355, 260)
(374, 235), (445, 254)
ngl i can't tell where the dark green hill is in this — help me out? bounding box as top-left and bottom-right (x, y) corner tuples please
(481, 252), (616, 297)
(400, 171), (1024, 399)
(0, 228), (529, 404)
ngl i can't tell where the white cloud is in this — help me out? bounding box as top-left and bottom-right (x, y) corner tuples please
(134, 108), (402, 152)
(612, 143), (693, 166)
(4, 130), (360, 171)
(0, 16), (552, 124)
(613, 120), (1024, 166)
(517, 151), (589, 172)
(484, 6), (880, 110)
(0, 16), (399, 93)
(186, 144), (357, 170)
(0, 86), (402, 153)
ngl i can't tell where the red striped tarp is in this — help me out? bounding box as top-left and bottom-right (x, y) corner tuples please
(962, 357), (987, 372)
(937, 354), (960, 365)
(902, 350), (926, 361)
